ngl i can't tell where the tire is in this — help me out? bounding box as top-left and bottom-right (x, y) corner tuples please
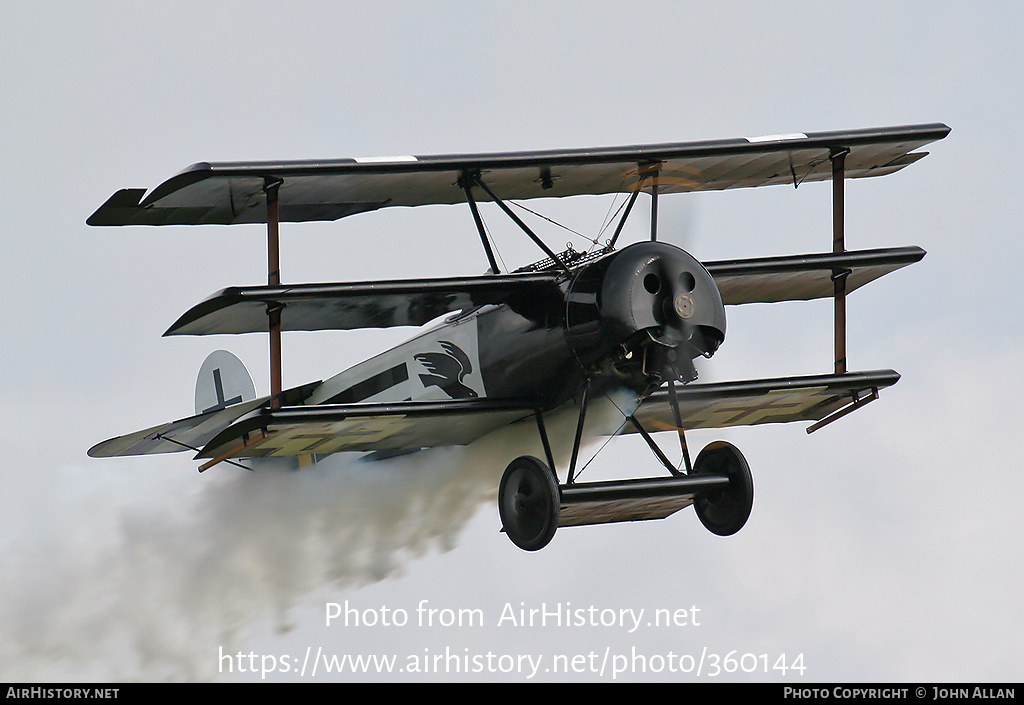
(498, 456), (560, 551)
(692, 441), (753, 536)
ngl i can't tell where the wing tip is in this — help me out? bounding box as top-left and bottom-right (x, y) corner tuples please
(86, 188), (148, 226)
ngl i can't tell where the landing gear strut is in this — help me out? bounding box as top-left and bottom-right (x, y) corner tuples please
(498, 456), (560, 551)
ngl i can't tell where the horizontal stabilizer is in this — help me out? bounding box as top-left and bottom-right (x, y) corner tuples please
(197, 398), (537, 463)
(87, 383), (318, 458)
(706, 246), (925, 305)
(88, 399), (267, 458)
(88, 124), (950, 227)
(166, 272), (563, 335)
(632, 370), (900, 432)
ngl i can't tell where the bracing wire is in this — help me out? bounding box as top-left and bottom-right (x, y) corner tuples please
(571, 391), (639, 481)
(594, 177), (631, 246)
(508, 199), (592, 244)
(507, 180), (632, 255)
(481, 216), (507, 274)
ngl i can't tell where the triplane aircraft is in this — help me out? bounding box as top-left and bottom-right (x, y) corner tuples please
(89, 124), (949, 550)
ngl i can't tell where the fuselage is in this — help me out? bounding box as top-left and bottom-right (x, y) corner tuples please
(306, 241), (726, 412)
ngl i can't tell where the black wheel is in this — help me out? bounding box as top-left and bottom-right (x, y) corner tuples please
(692, 441), (753, 536)
(498, 456), (560, 551)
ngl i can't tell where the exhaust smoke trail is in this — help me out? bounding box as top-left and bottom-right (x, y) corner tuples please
(0, 394), (633, 681)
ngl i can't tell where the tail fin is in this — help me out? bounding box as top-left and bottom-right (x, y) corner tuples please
(194, 350), (257, 415)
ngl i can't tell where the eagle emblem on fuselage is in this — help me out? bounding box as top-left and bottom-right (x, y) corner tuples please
(414, 340), (478, 399)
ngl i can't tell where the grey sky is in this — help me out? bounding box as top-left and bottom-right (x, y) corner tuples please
(1, 1), (1021, 682)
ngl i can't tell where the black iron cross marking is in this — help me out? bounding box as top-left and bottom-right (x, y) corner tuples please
(714, 393), (807, 426)
(202, 368), (243, 413)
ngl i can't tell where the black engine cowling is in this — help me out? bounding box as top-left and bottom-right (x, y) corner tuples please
(564, 242), (726, 388)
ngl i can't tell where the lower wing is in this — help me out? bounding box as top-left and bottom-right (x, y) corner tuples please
(631, 369), (900, 434)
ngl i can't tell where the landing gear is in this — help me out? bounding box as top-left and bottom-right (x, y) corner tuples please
(497, 401), (754, 550)
(498, 456), (560, 551)
(692, 441), (753, 536)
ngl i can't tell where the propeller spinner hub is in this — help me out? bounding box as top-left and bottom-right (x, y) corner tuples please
(673, 292), (695, 319)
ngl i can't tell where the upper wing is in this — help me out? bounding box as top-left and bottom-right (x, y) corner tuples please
(88, 124), (950, 227)
(632, 370), (900, 433)
(164, 271), (563, 335)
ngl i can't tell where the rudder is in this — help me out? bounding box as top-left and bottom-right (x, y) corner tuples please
(195, 350), (257, 415)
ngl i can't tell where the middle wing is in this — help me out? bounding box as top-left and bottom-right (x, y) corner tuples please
(163, 246), (923, 336)
(165, 271), (563, 335)
(706, 246), (925, 305)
